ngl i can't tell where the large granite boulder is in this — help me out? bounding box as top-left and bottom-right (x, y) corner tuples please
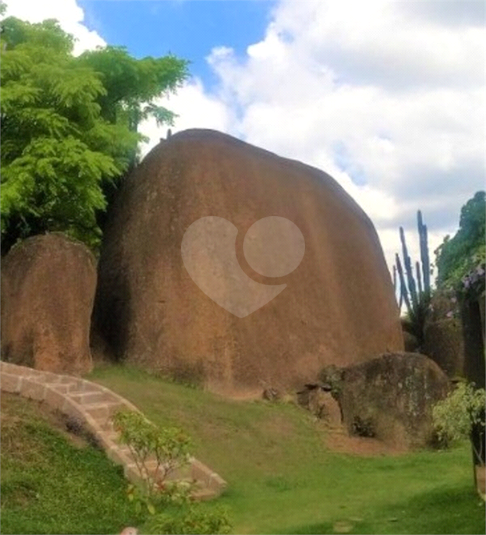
(337, 352), (450, 448)
(1, 233), (96, 374)
(93, 129), (403, 393)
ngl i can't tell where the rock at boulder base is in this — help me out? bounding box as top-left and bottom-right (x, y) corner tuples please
(297, 385), (342, 425)
(337, 352), (450, 448)
(93, 129), (403, 393)
(403, 331), (419, 353)
(1, 233), (96, 374)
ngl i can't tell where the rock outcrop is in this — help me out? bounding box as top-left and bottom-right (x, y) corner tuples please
(93, 129), (403, 393)
(337, 352), (450, 448)
(297, 384), (342, 425)
(423, 319), (464, 377)
(1, 233), (96, 374)
(423, 290), (465, 377)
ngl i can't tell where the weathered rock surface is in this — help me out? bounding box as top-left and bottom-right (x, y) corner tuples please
(403, 331), (420, 353)
(423, 319), (464, 377)
(337, 352), (450, 448)
(93, 129), (403, 393)
(297, 384), (342, 425)
(422, 290), (464, 377)
(1, 233), (96, 374)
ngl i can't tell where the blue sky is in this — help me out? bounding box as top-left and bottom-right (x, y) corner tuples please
(79, 0), (275, 89)
(4, 0), (486, 270)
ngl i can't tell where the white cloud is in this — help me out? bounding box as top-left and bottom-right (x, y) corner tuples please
(139, 77), (233, 157)
(3, 0), (105, 54)
(195, 0), (485, 275)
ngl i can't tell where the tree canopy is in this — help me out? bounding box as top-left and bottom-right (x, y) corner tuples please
(435, 191), (486, 288)
(0, 14), (189, 252)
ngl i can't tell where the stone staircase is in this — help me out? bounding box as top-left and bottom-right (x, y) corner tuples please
(0, 361), (226, 501)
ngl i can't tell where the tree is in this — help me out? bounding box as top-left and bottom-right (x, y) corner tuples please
(435, 191), (486, 288)
(78, 46), (189, 232)
(0, 15), (188, 253)
(79, 46), (186, 136)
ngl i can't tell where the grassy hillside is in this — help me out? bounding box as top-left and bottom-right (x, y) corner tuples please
(88, 364), (486, 535)
(0, 393), (140, 535)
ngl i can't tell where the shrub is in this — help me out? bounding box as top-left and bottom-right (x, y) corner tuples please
(112, 410), (193, 513)
(432, 381), (485, 461)
(112, 410), (232, 533)
(144, 505), (231, 535)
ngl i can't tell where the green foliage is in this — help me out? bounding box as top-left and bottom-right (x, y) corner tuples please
(112, 409), (232, 534)
(433, 382), (486, 459)
(0, 15), (188, 252)
(112, 410), (192, 513)
(436, 191), (486, 289)
(144, 505), (232, 535)
(78, 46), (188, 133)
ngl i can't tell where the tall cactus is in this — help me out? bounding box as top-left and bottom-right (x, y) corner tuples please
(400, 225), (418, 311)
(417, 210), (431, 294)
(415, 261), (423, 295)
(394, 210), (432, 346)
(395, 253), (411, 315)
(393, 265), (403, 309)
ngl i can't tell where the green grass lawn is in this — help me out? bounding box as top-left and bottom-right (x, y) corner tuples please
(1, 363), (484, 534)
(88, 364), (486, 535)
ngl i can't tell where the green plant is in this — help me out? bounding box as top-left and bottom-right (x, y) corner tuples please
(435, 191), (486, 289)
(112, 409), (232, 534)
(0, 15), (188, 253)
(433, 382), (486, 462)
(144, 505), (231, 535)
(394, 210), (432, 346)
(112, 410), (193, 513)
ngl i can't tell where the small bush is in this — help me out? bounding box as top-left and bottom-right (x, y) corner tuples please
(112, 410), (193, 512)
(144, 505), (231, 535)
(112, 410), (232, 533)
(433, 382), (485, 459)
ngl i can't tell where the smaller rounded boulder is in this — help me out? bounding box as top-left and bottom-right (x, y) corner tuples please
(336, 352), (450, 448)
(1, 233), (97, 374)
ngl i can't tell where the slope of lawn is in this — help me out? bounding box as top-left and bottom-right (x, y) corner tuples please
(0, 393), (140, 535)
(88, 364), (486, 535)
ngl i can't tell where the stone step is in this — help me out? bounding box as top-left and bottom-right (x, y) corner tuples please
(103, 430), (120, 443)
(84, 401), (125, 421)
(73, 381), (101, 393)
(51, 382), (81, 394)
(32, 373), (78, 385)
(28, 372), (61, 383)
(68, 390), (114, 405)
(99, 419), (117, 432)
